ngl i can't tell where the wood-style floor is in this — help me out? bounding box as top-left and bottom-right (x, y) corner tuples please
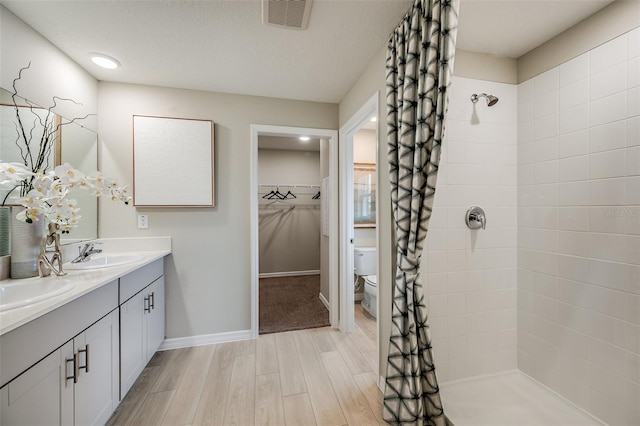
(107, 303), (380, 425)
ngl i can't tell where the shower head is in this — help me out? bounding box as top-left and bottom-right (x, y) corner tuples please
(471, 93), (499, 106)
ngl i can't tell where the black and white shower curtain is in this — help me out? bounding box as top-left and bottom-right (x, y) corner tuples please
(383, 0), (459, 424)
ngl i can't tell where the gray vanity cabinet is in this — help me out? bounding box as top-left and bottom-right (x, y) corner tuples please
(0, 309), (119, 426)
(119, 260), (165, 399)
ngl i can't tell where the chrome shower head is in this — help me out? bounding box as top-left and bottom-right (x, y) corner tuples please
(471, 93), (499, 106)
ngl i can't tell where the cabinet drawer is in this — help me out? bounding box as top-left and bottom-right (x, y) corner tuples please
(0, 280), (118, 388)
(119, 259), (163, 304)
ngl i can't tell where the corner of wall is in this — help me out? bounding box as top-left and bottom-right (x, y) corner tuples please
(517, 0), (640, 83)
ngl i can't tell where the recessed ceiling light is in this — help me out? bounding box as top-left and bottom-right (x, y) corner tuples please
(299, 136), (310, 142)
(90, 53), (120, 69)
(370, 116), (377, 122)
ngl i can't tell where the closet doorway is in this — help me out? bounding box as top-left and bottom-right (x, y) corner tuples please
(250, 125), (338, 338)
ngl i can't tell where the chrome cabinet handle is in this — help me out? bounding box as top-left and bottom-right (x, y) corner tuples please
(144, 295), (151, 313)
(149, 292), (155, 310)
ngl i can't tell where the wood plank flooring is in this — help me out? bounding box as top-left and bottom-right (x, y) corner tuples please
(107, 303), (380, 426)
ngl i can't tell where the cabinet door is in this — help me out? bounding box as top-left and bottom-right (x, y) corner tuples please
(145, 276), (165, 361)
(120, 290), (146, 399)
(0, 341), (74, 426)
(74, 311), (119, 426)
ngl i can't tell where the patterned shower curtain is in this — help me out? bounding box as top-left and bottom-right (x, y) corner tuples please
(383, 0), (459, 424)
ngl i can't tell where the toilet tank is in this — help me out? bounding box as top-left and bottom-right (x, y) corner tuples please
(354, 247), (377, 276)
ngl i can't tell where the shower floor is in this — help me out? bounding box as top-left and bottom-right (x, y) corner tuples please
(440, 370), (604, 425)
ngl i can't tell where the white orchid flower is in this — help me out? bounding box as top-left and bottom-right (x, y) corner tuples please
(0, 162), (32, 184)
(54, 163), (82, 185)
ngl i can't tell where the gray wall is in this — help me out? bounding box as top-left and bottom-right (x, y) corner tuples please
(0, 6), (97, 129)
(258, 149), (321, 275)
(98, 82), (337, 338)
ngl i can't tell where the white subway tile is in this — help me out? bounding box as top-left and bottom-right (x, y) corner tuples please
(518, 141), (534, 165)
(448, 336), (466, 359)
(558, 278), (590, 309)
(629, 146), (640, 176)
(518, 164), (535, 186)
(590, 285), (628, 320)
(626, 294), (640, 325)
(589, 120), (628, 153)
(534, 160), (558, 184)
(533, 229), (558, 253)
(447, 293), (466, 316)
(558, 231), (591, 257)
(534, 184), (558, 207)
(427, 272), (448, 296)
(447, 314), (466, 337)
(559, 155), (589, 182)
(518, 119), (534, 143)
(558, 254), (590, 283)
(589, 232), (629, 263)
(534, 114), (558, 141)
(559, 104), (589, 135)
(428, 294), (448, 317)
(447, 228), (467, 250)
(628, 116), (639, 147)
(533, 251), (558, 276)
(558, 129), (588, 159)
(589, 389), (628, 426)
(535, 68), (559, 94)
(447, 250), (466, 273)
(589, 206), (629, 234)
(558, 181), (589, 206)
(590, 35), (627, 75)
(560, 53), (589, 87)
(534, 136), (558, 163)
(558, 207), (589, 231)
(589, 92), (627, 127)
(590, 62), (627, 101)
(559, 78), (588, 111)
(534, 89), (559, 119)
(589, 177), (628, 205)
(446, 162), (467, 185)
(629, 27), (640, 59)
(533, 272), (559, 299)
(588, 258), (640, 294)
(518, 288), (534, 313)
(589, 149), (627, 179)
(628, 86), (640, 117)
(447, 271), (466, 294)
(427, 250), (448, 274)
(627, 235), (640, 266)
(559, 303), (591, 335)
(629, 56), (640, 89)
(533, 207), (558, 229)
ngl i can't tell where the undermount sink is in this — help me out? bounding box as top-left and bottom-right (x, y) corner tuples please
(0, 280), (75, 312)
(64, 254), (143, 270)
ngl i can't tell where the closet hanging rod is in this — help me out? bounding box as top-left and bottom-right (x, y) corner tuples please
(258, 184), (320, 189)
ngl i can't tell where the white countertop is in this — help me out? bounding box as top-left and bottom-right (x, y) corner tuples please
(0, 237), (171, 336)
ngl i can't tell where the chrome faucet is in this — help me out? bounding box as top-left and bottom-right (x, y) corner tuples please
(71, 242), (103, 263)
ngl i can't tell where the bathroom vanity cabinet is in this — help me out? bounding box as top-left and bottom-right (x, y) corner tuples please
(0, 257), (166, 426)
(119, 260), (165, 397)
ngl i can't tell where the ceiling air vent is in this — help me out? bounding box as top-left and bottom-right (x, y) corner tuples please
(262, 0), (313, 30)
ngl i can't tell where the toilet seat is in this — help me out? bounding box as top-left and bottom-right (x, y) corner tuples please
(364, 275), (377, 287)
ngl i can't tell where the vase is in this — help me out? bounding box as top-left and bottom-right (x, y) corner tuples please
(10, 208), (45, 279)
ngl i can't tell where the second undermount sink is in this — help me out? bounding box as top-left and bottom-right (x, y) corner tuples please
(0, 279), (75, 312)
(65, 254), (144, 270)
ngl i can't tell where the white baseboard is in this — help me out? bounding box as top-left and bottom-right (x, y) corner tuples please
(319, 292), (330, 310)
(158, 329), (253, 351)
(259, 270), (320, 278)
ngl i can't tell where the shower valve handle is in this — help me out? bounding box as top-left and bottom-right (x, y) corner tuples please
(466, 206), (486, 230)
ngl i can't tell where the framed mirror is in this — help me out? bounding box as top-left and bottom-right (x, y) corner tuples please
(0, 88), (98, 245)
(354, 162), (376, 228)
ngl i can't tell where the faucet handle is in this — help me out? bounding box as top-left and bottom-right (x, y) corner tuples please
(466, 206), (487, 230)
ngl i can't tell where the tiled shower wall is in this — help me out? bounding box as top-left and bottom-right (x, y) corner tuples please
(425, 76), (519, 383)
(517, 28), (640, 425)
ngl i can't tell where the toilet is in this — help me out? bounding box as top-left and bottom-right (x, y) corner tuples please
(354, 247), (377, 318)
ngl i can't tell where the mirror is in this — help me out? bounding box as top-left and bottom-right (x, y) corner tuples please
(0, 87), (98, 245)
(354, 162), (376, 228)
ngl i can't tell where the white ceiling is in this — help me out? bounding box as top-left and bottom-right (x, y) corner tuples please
(1, 0), (616, 104)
